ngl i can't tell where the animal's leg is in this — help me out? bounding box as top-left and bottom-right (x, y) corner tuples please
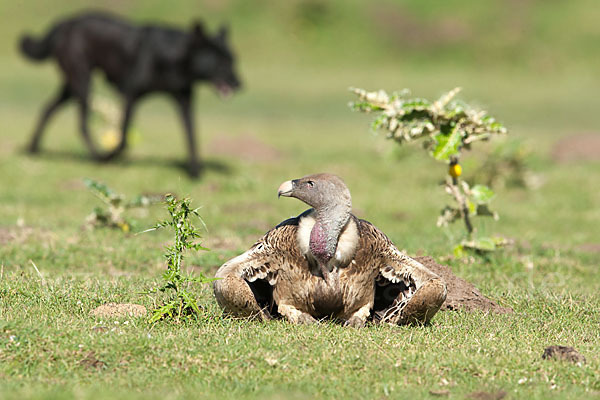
(376, 253), (447, 326)
(174, 90), (201, 178)
(278, 303), (317, 325)
(213, 275), (270, 321)
(344, 303), (372, 328)
(397, 257), (447, 325)
(69, 68), (103, 159)
(96, 97), (137, 161)
(28, 85), (71, 153)
(398, 277), (446, 325)
(76, 97), (102, 159)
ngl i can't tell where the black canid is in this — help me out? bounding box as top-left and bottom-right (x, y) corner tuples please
(19, 11), (241, 177)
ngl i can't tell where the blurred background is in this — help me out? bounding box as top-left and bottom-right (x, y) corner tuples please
(0, 0), (598, 273)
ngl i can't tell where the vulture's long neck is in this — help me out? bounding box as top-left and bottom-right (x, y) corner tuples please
(309, 202), (352, 266)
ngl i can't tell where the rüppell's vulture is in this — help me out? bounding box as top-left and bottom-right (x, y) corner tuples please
(213, 173), (447, 327)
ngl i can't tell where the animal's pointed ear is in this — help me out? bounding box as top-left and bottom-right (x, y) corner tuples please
(191, 20), (206, 39)
(217, 24), (229, 40)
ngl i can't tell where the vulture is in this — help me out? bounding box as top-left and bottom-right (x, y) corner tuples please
(213, 173), (447, 327)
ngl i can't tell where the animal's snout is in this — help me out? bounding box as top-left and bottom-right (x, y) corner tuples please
(227, 73), (242, 91)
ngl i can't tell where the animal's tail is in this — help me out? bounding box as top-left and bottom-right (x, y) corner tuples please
(19, 29), (56, 61)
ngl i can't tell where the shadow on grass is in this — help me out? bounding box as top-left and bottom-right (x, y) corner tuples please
(24, 149), (233, 178)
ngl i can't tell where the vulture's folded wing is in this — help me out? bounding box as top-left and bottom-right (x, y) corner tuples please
(358, 220), (447, 325)
(213, 216), (304, 319)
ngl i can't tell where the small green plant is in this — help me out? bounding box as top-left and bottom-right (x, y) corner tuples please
(84, 178), (160, 232)
(350, 87), (508, 254)
(145, 195), (215, 323)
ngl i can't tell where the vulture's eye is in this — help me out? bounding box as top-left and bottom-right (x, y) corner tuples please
(307, 180), (315, 187)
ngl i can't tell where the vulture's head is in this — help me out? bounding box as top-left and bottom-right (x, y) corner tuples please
(278, 173), (352, 212)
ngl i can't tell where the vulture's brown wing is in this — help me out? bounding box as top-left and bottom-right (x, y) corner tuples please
(358, 220), (447, 325)
(213, 215), (306, 319)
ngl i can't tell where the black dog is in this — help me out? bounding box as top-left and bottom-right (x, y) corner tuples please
(20, 11), (241, 177)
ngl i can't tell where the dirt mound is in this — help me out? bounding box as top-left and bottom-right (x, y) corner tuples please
(415, 256), (513, 314)
(208, 134), (283, 163)
(542, 345), (586, 364)
(91, 303), (147, 318)
(551, 133), (600, 163)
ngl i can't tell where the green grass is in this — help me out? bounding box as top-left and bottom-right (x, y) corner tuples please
(1, 0), (600, 399)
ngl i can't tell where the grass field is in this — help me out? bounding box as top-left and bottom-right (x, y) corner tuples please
(1, 1), (599, 399)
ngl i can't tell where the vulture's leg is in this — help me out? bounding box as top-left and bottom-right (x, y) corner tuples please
(396, 258), (446, 325)
(278, 303), (317, 325)
(344, 303), (372, 328)
(213, 275), (270, 321)
(399, 277), (446, 325)
(375, 255), (447, 326)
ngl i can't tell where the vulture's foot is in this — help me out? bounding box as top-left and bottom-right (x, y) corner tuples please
(343, 303), (371, 328)
(278, 304), (317, 325)
(344, 316), (366, 328)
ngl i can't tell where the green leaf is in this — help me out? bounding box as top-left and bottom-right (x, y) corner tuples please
(462, 237), (496, 252)
(470, 185), (495, 204)
(453, 244), (465, 258)
(432, 125), (462, 161)
(467, 200), (476, 215)
(181, 291), (201, 315)
(475, 204), (499, 220)
(190, 243), (210, 252)
(149, 302), (177, 323)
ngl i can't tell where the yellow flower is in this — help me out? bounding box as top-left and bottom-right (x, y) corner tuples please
(449, 163), (462, 178)
(100, 129), (120, 150)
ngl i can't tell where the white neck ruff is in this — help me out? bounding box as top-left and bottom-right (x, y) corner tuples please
(297, 209), (359, 268)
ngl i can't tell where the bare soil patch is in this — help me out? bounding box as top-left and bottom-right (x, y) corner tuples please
(542, 346), (586, 364)
(371, 4), (470, 48)
(79, 351), (106, 369)
(0, 227), (14, 245)
(551, 133), (600, 163)
(468, 390), (507, 400)
(415, 256), (513, 314)
(91, 303), (147, 318)
(578, 243), (600, 253)
(207, 134), (283, 163)
(429, 389), (450, 397)
(0, 226), (51, 246)
(58, 178), (85, 191)
(91, 325), (108, 333)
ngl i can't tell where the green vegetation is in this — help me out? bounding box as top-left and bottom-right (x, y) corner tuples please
(84, 178), (159, 232)
(1, 1), (599, 399)
(145, 195), (214, 323)
(350, 87), (506, 253)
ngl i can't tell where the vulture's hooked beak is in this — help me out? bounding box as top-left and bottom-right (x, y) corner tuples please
(278, 180), (294, 198)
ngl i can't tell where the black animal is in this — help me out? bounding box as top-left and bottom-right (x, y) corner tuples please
(19, 11), (241, 177)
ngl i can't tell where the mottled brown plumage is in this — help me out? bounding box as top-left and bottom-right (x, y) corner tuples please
(213, 173), (447, 326)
